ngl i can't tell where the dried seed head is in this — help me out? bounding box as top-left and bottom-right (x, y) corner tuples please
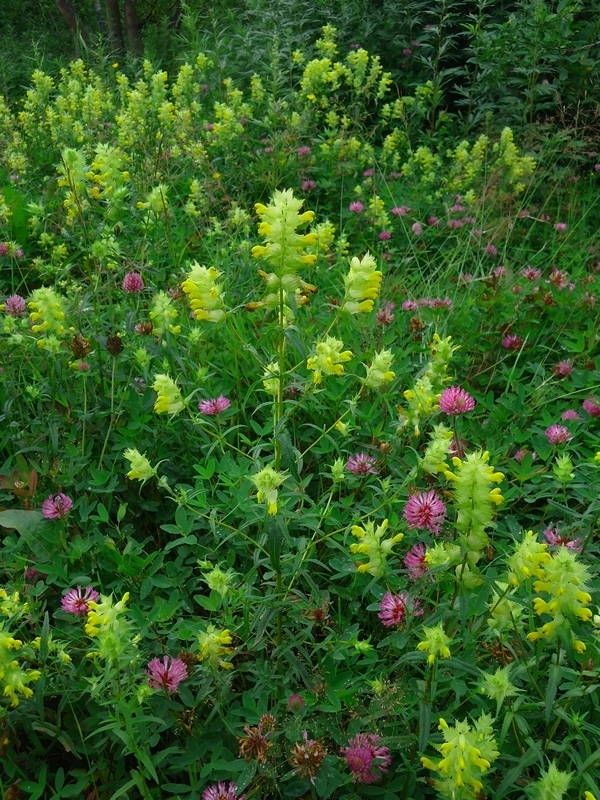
(69, 333), (91, 358)
(106, 334), (124, 356)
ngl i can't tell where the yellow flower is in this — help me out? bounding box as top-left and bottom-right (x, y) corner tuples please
(507, 530), (550, 587)
(417, 624), (452, 664)
(349, 519), (403, 577)
(363, 349), (395, 389)
(181, 262), (226, 323)
(251, 465), (287, 515)
(342, 252), (382, 313)
(307, 337), (352, 384)
(197, 625), (233, 669)
(123, 448), (156, 481)
(152, 374), (185, 415)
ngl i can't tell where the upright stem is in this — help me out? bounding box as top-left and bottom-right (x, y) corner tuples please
(98, 358), (116, 469)
(274, 241), (287, 471)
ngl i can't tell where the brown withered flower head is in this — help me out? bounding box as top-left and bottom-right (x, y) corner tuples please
(106, 334), (124, 356)
(135, 321), (153, 335)
(302, 601), (331, 628)
(69, 333), (91, 359)
(238, 720), (272, 764)
(258, 713), (277, 733)
(290, 731), (327, 784)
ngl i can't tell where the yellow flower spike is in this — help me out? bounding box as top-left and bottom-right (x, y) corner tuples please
(152, 374), (185, 415)
(307, 337), (352, 384)
(341, 252), (382, 314)
(181, 262), (226, 323)
(251, 465), (287, 515)
(123, 448), (157, 482)
(349, 519), (402, 577)
(197, 624), (234, 669)
(528, 546), (593, 648)
(417, 624), (452, 663)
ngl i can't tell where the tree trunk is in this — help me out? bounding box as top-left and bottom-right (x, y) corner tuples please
(169, 0), (184, 30)
(105, 0), (125, 52)
(123, 0), (143, 56)
(94, 0), (107, 33)
(54, 0), (91, 52)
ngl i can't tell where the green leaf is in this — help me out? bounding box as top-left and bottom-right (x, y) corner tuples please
(545, 663), (561, 722)
(0, 509), (45, 535)
(418, 698), (432, 752)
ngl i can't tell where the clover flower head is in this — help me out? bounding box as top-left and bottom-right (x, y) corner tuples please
(122, 272), (145, 293)
(376, 301), (395, 325)
(198, 395), (231, 415)
(405, 543), (428, 579)
(147, 655), (188, 692)
(439, 386), (476, 415)
(561, 409), (580, 421)
(404, 490), (446, 535)
(543, 525), (581, 552)
(583, 398), (600, 418)
(545, 424), (572, 445)
(61, 586), (100, 615)
(378, 590), (422, 627)
(290, 731), (327, 784)
(341, 733), (391, 784)
(346, 453), (378, 475)
(202, 782), (244, 800)
(3, 294), (27, 317)
(42, 493), (73, 519)
(287, 693), (304, 712)
(553, 359), (573, 377)
(350, 518), (403, 577)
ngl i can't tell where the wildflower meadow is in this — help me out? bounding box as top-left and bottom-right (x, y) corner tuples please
(1, 11), (600, 800)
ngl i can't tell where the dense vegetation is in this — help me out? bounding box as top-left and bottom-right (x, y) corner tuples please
(1, 5), (600, 800)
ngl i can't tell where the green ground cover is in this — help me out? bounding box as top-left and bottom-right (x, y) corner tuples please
(1, 18), (600, 800)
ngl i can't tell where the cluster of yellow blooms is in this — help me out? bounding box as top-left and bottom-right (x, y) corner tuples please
(0, 591), (41, 707)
